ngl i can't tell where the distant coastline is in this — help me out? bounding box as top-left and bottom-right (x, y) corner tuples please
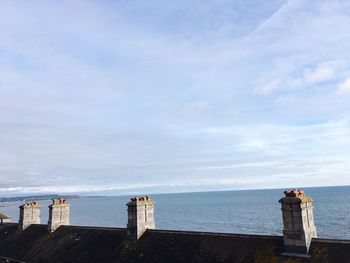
(0, 195), (80, 203)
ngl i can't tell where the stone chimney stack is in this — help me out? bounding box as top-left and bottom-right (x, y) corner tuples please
(279, 189), (317, 256)
(48, 198), (70, 233)
(127, 196), (155, 240)
(19, 201), (41, 231)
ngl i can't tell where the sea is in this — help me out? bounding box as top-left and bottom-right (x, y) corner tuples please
(1, 186), (349, 240)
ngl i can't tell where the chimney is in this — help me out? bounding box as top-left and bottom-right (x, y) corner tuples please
(48, 198), (70, 233)
(127, 196), (155, 240)
(279, 189), (317, 256)
(18, 201), (41, 231)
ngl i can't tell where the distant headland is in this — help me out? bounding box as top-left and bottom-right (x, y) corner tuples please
(0, 195), (80, 203)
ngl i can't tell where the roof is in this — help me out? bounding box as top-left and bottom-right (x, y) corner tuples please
(0, 223), (128, 263)
(127, 229), (350, 263)
(0, 256), (28, 263)
(0, 223), (349, 263)
(0, 213), (10, 220)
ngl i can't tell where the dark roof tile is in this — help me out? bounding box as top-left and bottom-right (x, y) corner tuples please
(1, 224), (350, 263)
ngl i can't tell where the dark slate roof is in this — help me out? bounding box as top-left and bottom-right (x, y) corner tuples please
(130, 229), (350, 263)
(309, 238), (350, 263)
(126, 229), (285, 263)
(0, 257), (28, 263)
(0, 223), (349, 263)
(0, 224), (127, 263)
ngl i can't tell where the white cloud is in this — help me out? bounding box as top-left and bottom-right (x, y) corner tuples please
(256, 79), (281, 94)
(303, 63), (335, 84)
(1, 0), (350, 195)
(197, 119), (350, 155)
(336, 78), (350, 95)
(256, 61), (341, 95)
(238, 138), (267, 150)
(196, 161), (281, 171)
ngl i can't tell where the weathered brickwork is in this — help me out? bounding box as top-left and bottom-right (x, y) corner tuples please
(18, 202), (41, 231)
(127, 196), (155, 240)
(48, 198), (70, 233)
(279, 189), (317, 256)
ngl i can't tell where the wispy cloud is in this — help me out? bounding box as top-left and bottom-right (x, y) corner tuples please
(303, 62), (336, 84)
(0, 0), (350, 195)
(336, 78), (350, 95)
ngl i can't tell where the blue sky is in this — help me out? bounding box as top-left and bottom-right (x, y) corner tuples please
(1, 0), (350, 196)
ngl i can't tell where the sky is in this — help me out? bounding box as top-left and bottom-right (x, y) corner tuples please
(1, 0), (350, 196)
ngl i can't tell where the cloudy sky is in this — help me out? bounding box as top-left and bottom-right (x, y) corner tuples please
(1, 0), (350, 196)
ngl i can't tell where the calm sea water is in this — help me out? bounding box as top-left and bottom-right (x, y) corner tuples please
(1, 186), (349, 239)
